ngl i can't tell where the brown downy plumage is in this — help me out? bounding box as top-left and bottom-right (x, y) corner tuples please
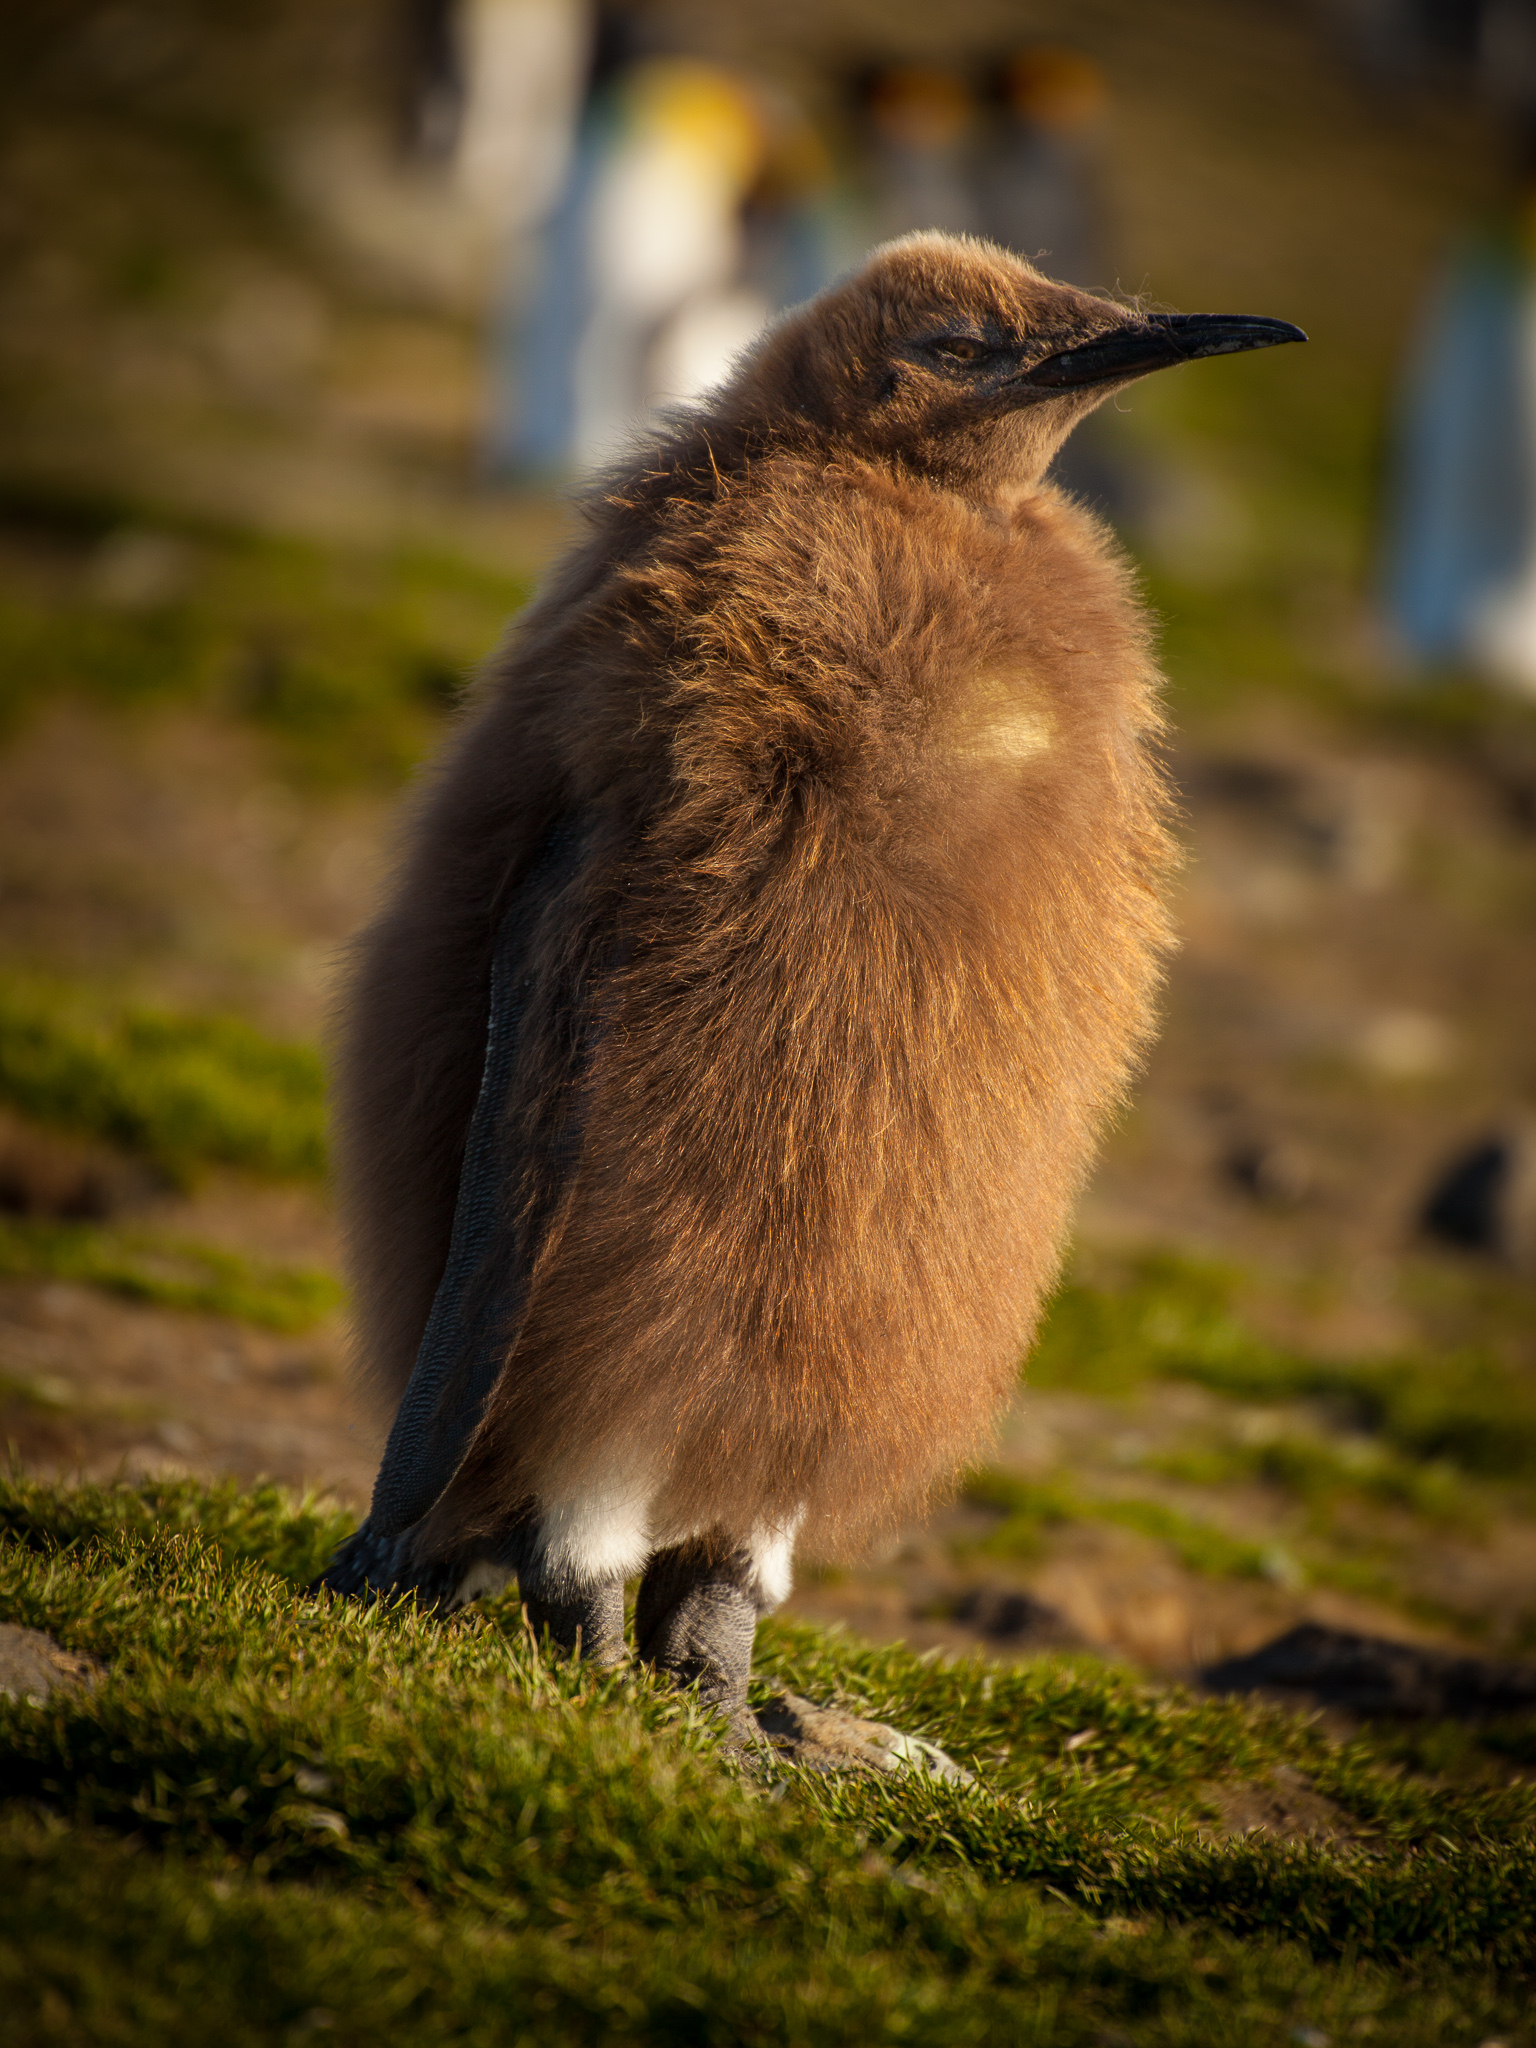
(330, 232), (1301, 1605)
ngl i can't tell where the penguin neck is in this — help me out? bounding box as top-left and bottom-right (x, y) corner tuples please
(891, 455), (1053, 530)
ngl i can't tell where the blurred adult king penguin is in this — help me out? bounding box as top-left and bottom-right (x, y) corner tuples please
(319, 233), (1302, 1711)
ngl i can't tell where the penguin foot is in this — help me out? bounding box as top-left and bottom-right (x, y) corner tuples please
(519, 1574), (627, 1667)
(634, 1537), (761, 1714)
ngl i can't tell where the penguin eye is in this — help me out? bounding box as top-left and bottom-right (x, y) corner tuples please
(927, 335), (990, 366)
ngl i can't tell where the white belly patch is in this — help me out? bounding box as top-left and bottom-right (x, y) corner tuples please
(531, 1468), (655, 1587)
(452, 1558), (517, 1608)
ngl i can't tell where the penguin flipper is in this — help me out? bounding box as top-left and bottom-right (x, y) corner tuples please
(310, 1518), (459, 1611)
(311, 1515), (531, 1616)
(358, 812), (587, 1548)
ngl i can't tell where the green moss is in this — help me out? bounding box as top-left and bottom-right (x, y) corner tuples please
(0, 1216), (341, 1330)
(0, 977), (326, 1182)
(1146, 1433), (1478, 1530)
(1026, 1250), (1256, 1399)
(961, 1469), (1279, 1582)
(0, 1476), (1532, 2041)
(1029, 1251), (1536, 1491)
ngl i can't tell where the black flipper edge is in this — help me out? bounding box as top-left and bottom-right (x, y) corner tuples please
(365, 813), (587, 1542)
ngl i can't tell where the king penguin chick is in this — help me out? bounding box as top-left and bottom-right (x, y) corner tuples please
(317, 233), (1303, 1710)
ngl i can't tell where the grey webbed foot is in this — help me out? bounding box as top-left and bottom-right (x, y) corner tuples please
(519, 1572), (627, 1666)
(634, 1537), (762, 1713)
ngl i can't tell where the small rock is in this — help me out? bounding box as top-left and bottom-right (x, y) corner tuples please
(1223, 1134), (1314, 1207)
(0, 1109), (154, 1222)
(1204, 1622), (1536, 1719)
(0, 1624), (102, 1704)
(1421, 1118), (1536, 1269)
(946, 1585), (1080, 1648)
(751, 1691), (973, 1782)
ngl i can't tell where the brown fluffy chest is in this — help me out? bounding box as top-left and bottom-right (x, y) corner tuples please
(595, 472), (1154, 891)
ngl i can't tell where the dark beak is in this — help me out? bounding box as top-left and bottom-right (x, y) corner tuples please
(1023, 313), (1307, 391)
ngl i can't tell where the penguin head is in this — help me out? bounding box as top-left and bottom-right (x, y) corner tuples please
(731, 232), (1302, 498)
